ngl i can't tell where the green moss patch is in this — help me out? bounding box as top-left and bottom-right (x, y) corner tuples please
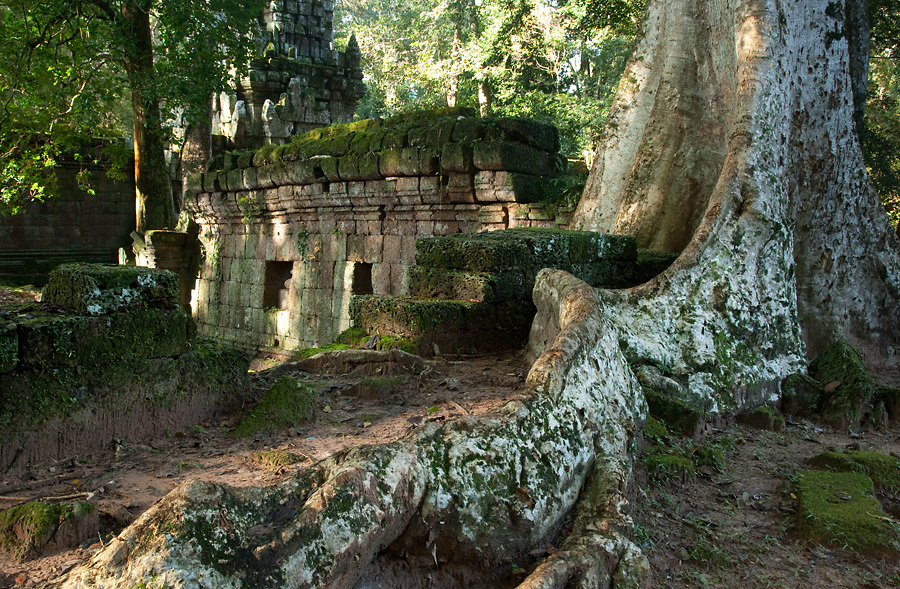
(807, 451), (900, 494)
(809, 340), (879, 429)
(643, 416), (670, 443)
(42, 263), (179, 315)
(234, 377), (318, 437)
(643, 452), (695, 484)
(294, 343), (351, 359)
(736, 405), (786, 431)
(0, 501), (97, 561)
(794, 470), (899, 555)
(643, 387), (705, 437)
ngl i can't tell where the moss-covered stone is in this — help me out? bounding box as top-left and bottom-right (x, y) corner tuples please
(794, 470), (899, 555)
(415, 227), (636, 275)
(349, 296), (533, 355)
(643, 452), (695, 484)
(16, 308), (195, 369)
(807, 451), (900, 494)
(0, 338), (250, 463)
(780, 372), (823, 418)
(0, 322), (17, 373)
(643, 416), (670, 443)
(736, 404), (786, 431)
(630, 249), (679, 285)
(809, 340), (879, 429)
(407, 267), (526, 303)
(234, 377), (318, 437)
(642, 387), (705, 437)
(0, 501), (97, 561)
(42, 263), (179, 315)
(473, 141), (553, 176)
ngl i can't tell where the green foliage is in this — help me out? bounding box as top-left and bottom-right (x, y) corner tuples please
(234, 377), (317, 437)
(335, 0), (637, 159)
(863, 0), (900, 228)
(0, 0), (264, 215)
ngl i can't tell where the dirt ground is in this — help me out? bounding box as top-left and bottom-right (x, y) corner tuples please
(633, 421), (900, 588)
(1, 286), (899, 588)
(0, 339), (528, 587)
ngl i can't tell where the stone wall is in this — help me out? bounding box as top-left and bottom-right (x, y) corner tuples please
(212, 0), (365, 149)
(0, 161), (135, 283)
(0, 264), (250, 473)
(184, 110), (574, 353)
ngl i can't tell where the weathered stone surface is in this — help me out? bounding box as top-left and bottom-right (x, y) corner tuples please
(473, 141), (553, 176)
(0, 339), (250, 473)
(41, 263), (179, 315)
(809, 340), (879, 429)
(408, 267), (526, 303)
(736, 404), (786, 431)
(795, 470), (899, 555)
(16, 308), (195, 369)
(0, 501), (98, 561)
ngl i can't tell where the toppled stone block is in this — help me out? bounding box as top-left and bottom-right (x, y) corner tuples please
(0, 501), (98, 561)
(631, 249), (679, 285)
(415, 228), (636, 276)
(17, 308), (194, 369)
(494, 117), (560, 153)
(408, 267), (527, 303)
(42, 263), (179, 315)
(642, 387), (705, 438)
(473, 141), (552, 176)
(807, 450), (900, 494)
(809, 340), (879, 429)
(736, 404), (786, 431)
(794, 470), (899, 555)
(780, 372), (823, 418)
(349, 296), (533, 355)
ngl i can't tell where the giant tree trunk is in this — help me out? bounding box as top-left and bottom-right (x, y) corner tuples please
(49, 0), (900, 587)
(122, 0), (176, 233)
(575, 0), (900, 381)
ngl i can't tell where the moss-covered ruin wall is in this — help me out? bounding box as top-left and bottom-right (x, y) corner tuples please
(0, 265), (250, 473)
(184, 110), (575, 353)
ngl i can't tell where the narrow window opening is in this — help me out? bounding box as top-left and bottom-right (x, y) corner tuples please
(263, 261), (294, 309)
(322, 182), (331, 193)
(351, 262), (374, 295)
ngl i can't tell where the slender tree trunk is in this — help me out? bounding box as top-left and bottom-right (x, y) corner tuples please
(478, 80), (492, 117)
(50, 0), (900, 587)
(122, 0), (175, 233)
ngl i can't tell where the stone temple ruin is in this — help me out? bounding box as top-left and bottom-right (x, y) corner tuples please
(211, 0), (366, 149)
(184, 109), (608, 353)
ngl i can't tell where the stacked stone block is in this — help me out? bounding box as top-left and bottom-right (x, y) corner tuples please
(349, 228), (637, 355)
(0, 264), (250, 473)
(0, 161), (135, 283)
(184, 110), (575, 353)
(212, 0), (365, 148)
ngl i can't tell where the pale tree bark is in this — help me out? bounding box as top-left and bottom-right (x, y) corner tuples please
(49, 0), (900, 586)
(575, 0), (900, 381)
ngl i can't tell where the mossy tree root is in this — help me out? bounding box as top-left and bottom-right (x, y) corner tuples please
(51, 271), (645, 589)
